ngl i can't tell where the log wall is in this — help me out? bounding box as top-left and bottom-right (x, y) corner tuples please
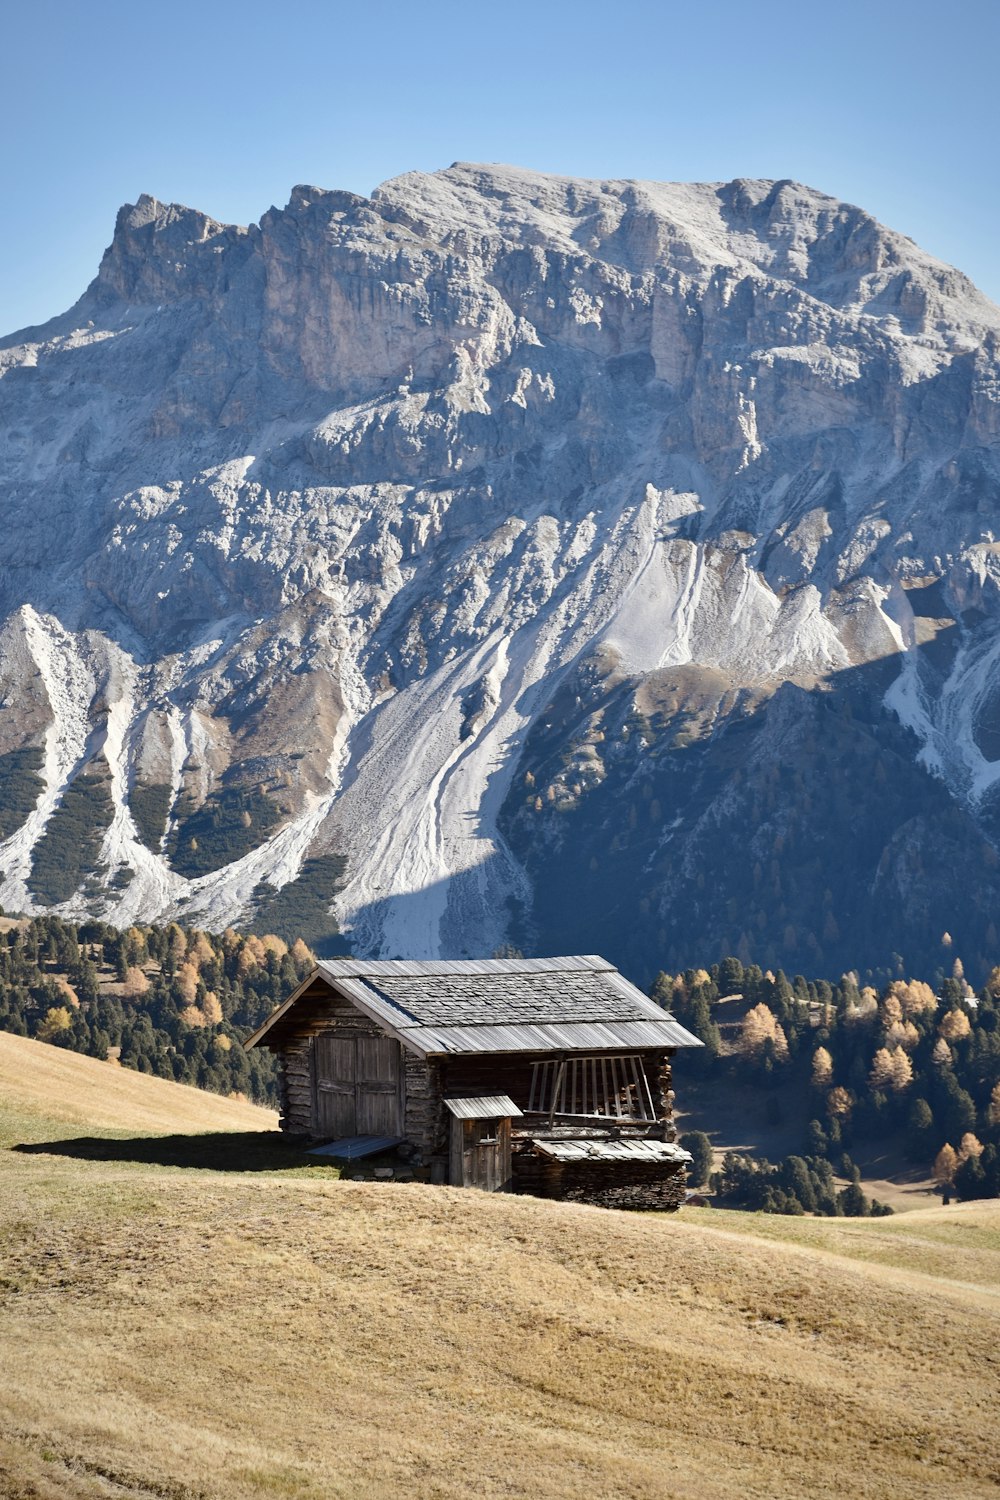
(403, 1050), (445, 1164)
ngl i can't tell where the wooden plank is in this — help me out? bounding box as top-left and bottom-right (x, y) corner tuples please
(639, 1059), (657, 1121)
(449, 1117), (464, 1186)
(356, 1037), (402, 1136)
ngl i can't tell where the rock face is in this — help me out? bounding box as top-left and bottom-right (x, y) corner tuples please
(1, 163), (1000, 977)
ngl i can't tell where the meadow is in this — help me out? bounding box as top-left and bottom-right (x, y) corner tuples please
(1, 1032), (997, 1499)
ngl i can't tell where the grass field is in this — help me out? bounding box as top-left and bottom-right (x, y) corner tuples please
(1, 1033), (998, 1499)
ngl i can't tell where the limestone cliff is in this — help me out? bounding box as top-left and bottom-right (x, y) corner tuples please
(1, 163), (999, 976)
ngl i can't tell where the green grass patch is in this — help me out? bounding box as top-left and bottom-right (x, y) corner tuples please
(253, 853), (349, 955)
(28, 770), (113, 906)
(0, 747), (45, 840)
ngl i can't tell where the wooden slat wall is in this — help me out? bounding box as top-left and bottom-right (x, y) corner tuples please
(440, 1051), (673, 1125)
(275, 989), (393, 1137)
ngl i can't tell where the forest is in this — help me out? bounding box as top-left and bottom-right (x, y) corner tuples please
(0, 914), (310, 1104)
(661, 955), (1000, 1211)
(0, 913), (996, 1215)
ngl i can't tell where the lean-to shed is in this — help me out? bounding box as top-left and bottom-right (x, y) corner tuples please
(246, 955), (702, 1208)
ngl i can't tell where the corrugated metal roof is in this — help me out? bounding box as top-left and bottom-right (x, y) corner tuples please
(392, 1018), (700, 1056)
(317, 955), (610, 978)
(443, 1095), (523, 1119)
(246, 955), (702, 1056)
(531, 1138), (693, 1164)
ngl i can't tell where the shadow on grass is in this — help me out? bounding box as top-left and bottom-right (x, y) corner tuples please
(12, 1131), (337, 1174)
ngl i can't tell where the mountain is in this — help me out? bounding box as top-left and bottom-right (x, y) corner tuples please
(1, 163), (1000, 978)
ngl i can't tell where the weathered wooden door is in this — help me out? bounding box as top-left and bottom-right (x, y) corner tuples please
(314, 1036), (357, 1137)
(449, 1117), (512, 1191)
(314, 1035), (402, 1138)
(355, 1037), (402, 1135)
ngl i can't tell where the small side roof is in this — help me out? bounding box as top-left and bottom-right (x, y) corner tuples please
(246, 955), (702, 1057)
(444, 1095), (523, 1119)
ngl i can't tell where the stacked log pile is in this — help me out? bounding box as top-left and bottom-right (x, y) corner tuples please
(510, 1132), (688, 1211)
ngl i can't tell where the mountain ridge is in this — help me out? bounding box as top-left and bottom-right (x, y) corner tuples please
(1, 163), (999, 976)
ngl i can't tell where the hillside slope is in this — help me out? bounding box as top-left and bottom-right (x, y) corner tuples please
(1, 1039), (998, 1498)
(0, 1030), (277, 1142)
(2, 164), (1000, 976)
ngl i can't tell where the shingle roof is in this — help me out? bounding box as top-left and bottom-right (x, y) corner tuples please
(359, 968), (661, 1026)
(247, 955), (702, 1057)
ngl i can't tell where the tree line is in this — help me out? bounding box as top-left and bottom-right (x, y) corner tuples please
(0, 914), (317, 1105)
(656, 954), (1000, 1208)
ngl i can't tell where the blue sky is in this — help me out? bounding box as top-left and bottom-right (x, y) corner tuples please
(3, 0), (998, 333)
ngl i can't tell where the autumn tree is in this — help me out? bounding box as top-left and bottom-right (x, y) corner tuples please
(186, 931), (215, 969)
(887, 979), (937, 1018)
(290, 937), (314, 967)
(740, 1004), (788, 1061)
(811, 1046), (833, 1089)
(166, 923), (186, 964)
(931, 1037), (952, 1068)
(889, 1048), (913, 1093)
(121, 965), (150, 1001)
(939, 1009), (971, 1042)
(826, 1086), (853, 1122)
(933, 1143), (959, 1189)
(869, 1048), (896, 1092)
(176, 962), (200, 1005)
(881, 993), (903, 1027)
(845, 986), (879, 1025)
(958, 1132), (983, 1162)
(37, 1006), (73, 1042)
(885, 1019), (919, 1051)
(237, 935), (267, 978)
(202, 992), (223, 1026)
(124, 926), (148, 965)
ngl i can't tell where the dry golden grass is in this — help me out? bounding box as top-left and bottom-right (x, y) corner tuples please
(1, 1037), (998, 1500)
(0, 1031), (278, 1143)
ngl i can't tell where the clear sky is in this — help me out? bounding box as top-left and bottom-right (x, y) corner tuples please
(3, 0), (998, 334)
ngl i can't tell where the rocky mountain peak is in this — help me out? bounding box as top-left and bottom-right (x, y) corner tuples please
(90, 193), (252, 309)
(0, 164), (998, 977)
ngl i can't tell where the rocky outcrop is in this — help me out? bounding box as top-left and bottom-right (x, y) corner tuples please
(0, 163), (999, 976)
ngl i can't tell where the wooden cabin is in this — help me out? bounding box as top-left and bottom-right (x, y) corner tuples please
(245, 955), (702, 1209)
